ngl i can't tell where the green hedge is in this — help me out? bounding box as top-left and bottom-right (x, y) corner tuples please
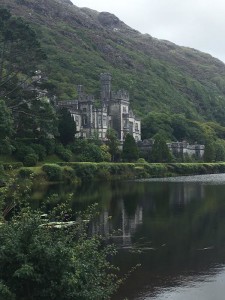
(18, 162), (225, 184)
(0, 162), (23, 170)
(42, 164), (63, 181)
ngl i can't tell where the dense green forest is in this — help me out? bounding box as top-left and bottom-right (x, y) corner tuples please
(1, 0), (225, 164)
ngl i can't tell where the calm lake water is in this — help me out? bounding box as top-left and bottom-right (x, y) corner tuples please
(35, 174), (225, 299)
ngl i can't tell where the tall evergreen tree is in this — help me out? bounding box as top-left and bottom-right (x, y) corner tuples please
(58, 107), (76, 145)
(122, 133), (139, 162)
(106, 129), (120, 162)
(151, 134), (173, 163)
(204, 140), (215, 162)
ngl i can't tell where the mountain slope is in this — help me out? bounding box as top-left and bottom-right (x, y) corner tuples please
(2, 0), (225, 124)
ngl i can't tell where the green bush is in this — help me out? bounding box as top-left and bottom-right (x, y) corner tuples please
(0, 138), (14, 155)
(30, 144), (47, 161)
(40, 138), (55, 155)
(18, 168), (34, 178)
(14, 144), (35, 162)
(55, 144), (72, 162)
(217, 163), (225, 172)
(42, 164), (63, 181)
(2, 162), (23, 170)
(143, 163), (168, 177)
(0, 205), (120, 300)
(96, 166), (111, 180)
(0, 165), (6, 186)
(62, 166), (76, 182)
(137, 158), (147, 163)
(73, 163), (98, 181)
(23, 154), (38, 167)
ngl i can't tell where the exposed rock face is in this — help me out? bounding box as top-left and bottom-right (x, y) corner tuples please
(98, 12), (120, 27)
(56, 0), (73, 5)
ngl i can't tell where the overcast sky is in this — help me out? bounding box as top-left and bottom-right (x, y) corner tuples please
(72, 0), (225, 63)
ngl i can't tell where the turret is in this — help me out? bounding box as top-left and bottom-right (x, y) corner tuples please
(100, 73), (112, 103)
(77, 85), (83, 100)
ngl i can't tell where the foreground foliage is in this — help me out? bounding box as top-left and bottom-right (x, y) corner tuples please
(0, 179), (120, 300)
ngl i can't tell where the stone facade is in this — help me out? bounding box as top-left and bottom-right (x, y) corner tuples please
(57, 73), (141, 142)
(167, 141), (205, 159)
(138, 139), (205, 159)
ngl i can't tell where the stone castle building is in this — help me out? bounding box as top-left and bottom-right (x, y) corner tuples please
(138, 139), (205, 159)
(57, 73), (141, 142)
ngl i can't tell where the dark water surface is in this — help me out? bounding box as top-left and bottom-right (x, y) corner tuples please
(35, 174), (225, 299)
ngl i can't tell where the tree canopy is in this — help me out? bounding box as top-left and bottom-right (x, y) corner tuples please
(58, 107), (76, 145)
(122, 133), (139, 162)
(0, 7), (46, 97)
(151, 134), (173, 163)
(0, 178), (120, 300)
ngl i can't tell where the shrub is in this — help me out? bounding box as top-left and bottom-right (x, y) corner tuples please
(30, 144), (47, 161)
(0, 206), (120, 300)
(40, 138), (55, 155)
(143, 163), (168, 177)
(137, 158), (147, 163)
(96, 166), (111, 180)
(0, 165), (6, 186)
(42, 164), (63, 181)
(62, 166), (76, 182)
(73, 163), (98, 181)
(18, 168), (34, 178)
(23, 154), (38, 167)
(14, 144), (35, 162)
(0, 138), (14, 155)
(1, 163), (23, 170)
(55, 144), (72, 162)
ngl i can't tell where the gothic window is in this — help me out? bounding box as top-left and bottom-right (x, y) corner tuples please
(123, 106), (127, 113)
(98, 116), (102, 127)
(135, 123), (139, 131)
(129, 122), (133, 134)
(103, 115), (107, 126)
(82, 115), (87, 126)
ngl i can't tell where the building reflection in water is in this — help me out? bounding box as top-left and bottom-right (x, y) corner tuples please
(169, 183), (205, 207)
(91, 202), (143, 247)
(91, 181), (207, 248)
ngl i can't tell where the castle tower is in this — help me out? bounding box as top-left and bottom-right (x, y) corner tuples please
(100, 73), (112, 103)
(77, 85), (83, 101)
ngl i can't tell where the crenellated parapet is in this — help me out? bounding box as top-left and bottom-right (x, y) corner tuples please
(112, 89), (129, 102)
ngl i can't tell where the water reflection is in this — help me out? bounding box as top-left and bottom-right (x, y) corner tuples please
(34, 174), (225, 299)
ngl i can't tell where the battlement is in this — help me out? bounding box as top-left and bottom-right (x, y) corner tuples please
(79, 94), (94, 102)
(100, 73), (112, 82)
(58, 100), (78, 107)
(112, 89), (129, 101)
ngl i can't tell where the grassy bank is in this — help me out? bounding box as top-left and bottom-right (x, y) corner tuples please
(2, 162), (225, 184)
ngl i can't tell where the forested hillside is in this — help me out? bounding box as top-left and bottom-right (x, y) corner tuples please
(2, 0), (225, 163)
(2, 0), (225, 124)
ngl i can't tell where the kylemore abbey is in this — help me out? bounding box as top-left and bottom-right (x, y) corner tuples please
(57, 73), (205, 158)
(57, 73), (141, 142)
